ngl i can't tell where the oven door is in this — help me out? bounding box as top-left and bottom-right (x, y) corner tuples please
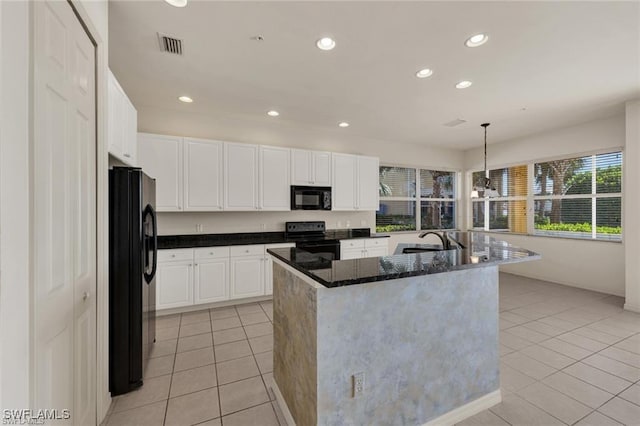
(291, 186), (332, 210)
(297, 240), (340, 261)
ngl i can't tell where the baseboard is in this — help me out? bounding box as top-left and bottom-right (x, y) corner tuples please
(156, 296), (272, 316)
(624, 302), (640, 313)
(422, 390), (502, 426)
(499, 270), (624, 297)
(270, 381), (297, 426)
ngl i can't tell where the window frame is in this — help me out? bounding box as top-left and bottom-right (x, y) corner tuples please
(378, 164), (461, 233)
(467, 148), (624, 242)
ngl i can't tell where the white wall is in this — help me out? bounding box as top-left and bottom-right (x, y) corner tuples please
(0, 0), (30, 410)
(158, 211), (374, 235)
(462, 114), (626, 296)
(624, 100), (640, 310)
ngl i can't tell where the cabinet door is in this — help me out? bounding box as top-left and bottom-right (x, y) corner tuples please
(264, 243), (295, 295)
(230, 256), (264, 299)
(312, 151), (332, 186)
(260, 146), (290, 211)
(194, 259), (228, 304)
(365, 246), (388, 257)
(107, 72), (124, 158)
(357, 156), (380, 211)
(184, 138), (223, 211)
(157, 261), (193, 310)
(122, 99), (137, 165)
(291, 149), (312, 185)
(224, 142), (259, 210)
(332, 153), (357, 210)
(138, 133), (183, 211)
(341, 248), (364, 260)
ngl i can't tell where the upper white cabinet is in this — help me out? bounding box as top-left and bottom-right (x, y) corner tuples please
(332, 153), (379, 211)
(184, 138), (223, 211)
(260, 146), (291, 210)
(108, 70), (137, 165)
(332, 153), (358, 210)
(291, 149), (331, 186)
(357, 155), (380, 211)
(138, 133), (183, 211)
(224, 142), (259, 210)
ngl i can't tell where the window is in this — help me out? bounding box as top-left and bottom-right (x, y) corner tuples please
(469, 151), (622, 241)
(471, 165), (528, 233)
(377, 166), (457, 232)
(533, 152), (622, 241)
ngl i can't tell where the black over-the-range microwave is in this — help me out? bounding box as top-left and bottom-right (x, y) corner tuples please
(290, 186), (332, 210)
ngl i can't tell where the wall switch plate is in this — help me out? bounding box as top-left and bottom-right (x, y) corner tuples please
(352, 372), (364, 397)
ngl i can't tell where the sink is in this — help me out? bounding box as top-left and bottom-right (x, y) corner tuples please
(402, 247), (445, 253)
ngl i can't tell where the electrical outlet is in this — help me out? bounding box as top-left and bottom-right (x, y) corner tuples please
(261, 223), (266, 231)
(196, 224), (203, 233)
(346, 220), (351, 228)
(360, 220), (367, 226)
(352, 372), (364, 397)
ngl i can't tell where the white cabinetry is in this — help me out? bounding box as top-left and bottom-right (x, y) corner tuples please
(340, 238), (389, 259)
(332, 153), (357, 210)
(156, 249), (193, 310)
(193, 247), (229, 304)
(291, 149), (331, 186)
(260, 146), (290, 210)
(138, 133), (183, 211)
(229, 245), (264, 299)
(357, 156), (380, 211)
(224, 142), (259, 210)
(264, 243), (295, 294)
(184, 138), (224, 211)
(332, 154), (379, 211)
(108, 70), (137, 165)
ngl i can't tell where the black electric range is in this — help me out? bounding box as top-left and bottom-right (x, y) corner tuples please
(285, 221), (341, 260)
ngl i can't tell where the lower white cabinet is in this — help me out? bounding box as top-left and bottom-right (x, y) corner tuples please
(157, 242), (294, 311)
(194, 259), (228, 304)
(230, 255), (264, 300)
(340, 238), (389, 260)
(157, 260), (193, 310)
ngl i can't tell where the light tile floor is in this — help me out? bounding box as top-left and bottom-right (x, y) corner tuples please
(103, 273), (640, 426)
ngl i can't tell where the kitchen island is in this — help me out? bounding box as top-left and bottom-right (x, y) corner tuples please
(267, 232), (540, 426)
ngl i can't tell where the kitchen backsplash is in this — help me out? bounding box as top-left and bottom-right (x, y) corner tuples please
(157, 210), (375, 235)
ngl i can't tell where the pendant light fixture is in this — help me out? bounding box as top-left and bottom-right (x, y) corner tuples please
(471, 123), (500, 198)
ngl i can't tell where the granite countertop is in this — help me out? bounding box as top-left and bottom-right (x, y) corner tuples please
(158, 228), (390, 249)
(267, 231), (540, 288)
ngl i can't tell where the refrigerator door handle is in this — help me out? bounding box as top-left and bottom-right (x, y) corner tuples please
(144, 204), (158, 284)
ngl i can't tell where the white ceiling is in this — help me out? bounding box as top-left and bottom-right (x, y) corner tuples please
(109, 1), (640, 150)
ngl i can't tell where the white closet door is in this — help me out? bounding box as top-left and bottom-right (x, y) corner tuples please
(33, 1), (96, 423)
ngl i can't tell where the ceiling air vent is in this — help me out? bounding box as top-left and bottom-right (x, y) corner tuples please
(443, 119), (467, 128)
(158, 33), (183, 55)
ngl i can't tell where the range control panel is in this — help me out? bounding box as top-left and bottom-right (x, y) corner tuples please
(285, 221), (326, 235)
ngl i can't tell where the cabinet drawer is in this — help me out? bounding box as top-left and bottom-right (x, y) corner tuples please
(230, 244), (265, 257)
(365, 238), (388, 248)
(194, 246), (230, 260)
(158, 249), (193, 262)
(341, 239), (366, 249)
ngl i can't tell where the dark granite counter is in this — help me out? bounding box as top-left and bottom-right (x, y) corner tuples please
(267, 231), (540, 288)
(158, 228), (389, 249)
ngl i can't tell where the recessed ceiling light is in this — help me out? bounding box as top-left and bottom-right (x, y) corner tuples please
(178, 95), (193, 103)
(338, 122), (350, 128)
(465, 33), (488, 47)
(415, 68), (433, 78)
(316, 37), (336, 51)
(164, 0), (187, 7)
(267, 110), (280, 117)
(455, 81), (473, 89)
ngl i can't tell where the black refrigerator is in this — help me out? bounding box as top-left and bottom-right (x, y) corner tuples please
(109, 167), (157, 396)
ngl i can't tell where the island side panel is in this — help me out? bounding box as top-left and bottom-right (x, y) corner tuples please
(272, 262), (318, 426)
(315, 266), (500, 426)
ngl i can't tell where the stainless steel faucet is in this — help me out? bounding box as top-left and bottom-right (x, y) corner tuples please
(418, 231), (452, 250)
